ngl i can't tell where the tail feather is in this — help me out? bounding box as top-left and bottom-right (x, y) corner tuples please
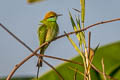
(36, 49), (44, 79)
(37, 66), (40, 79)
(37, 56), (43, 67)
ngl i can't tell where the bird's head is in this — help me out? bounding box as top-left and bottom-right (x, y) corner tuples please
(43, 11), (62, 22)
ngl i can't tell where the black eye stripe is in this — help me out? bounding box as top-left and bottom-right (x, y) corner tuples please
(49, 16), (55, 18)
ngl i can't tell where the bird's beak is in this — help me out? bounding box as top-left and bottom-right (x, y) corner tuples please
(57, 14), (63, 16)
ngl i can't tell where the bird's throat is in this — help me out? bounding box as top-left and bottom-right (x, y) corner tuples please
(46, 17), (57, 22)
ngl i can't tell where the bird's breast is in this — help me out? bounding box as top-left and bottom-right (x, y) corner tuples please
(45, 22), (59, 42)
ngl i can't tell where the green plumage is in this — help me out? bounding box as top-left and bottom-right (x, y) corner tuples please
(37, 19), (59, 66)
(37, 14), (59, 78)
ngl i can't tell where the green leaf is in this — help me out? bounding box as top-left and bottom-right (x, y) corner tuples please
(92, 41), (120, 79)
(80, 0), (85, 23)
(75, 15), (81, 29)
(75, 15), (83, 46)
(69, 12), (82, 45)
(69, 11), (76, 29)
(76, 16), (85, 46)
(34, 41), (120, 80)
(64, 31), (84, 59)
(69, 12), (85, 47)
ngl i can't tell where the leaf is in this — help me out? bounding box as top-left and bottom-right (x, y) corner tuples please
(27, 0), (45, 4)
(92, 41), (120, 79)
(69, 12), (82, 45)
(69, 11), (76, 28)
(64, 31), (84, 59)
(80, 0), (85, 23)
(34, 41), (120, 80)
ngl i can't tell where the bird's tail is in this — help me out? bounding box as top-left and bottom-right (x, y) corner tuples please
(36, 49), (44, 79)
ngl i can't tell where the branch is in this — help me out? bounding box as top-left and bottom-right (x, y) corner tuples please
(87, 32), (91, 80)
(1, 18), (120, 49)
(53, 18), (120, 41)
(6, 53), (34, 80)
(37, 54), (83, 66)
(6, 46), (40, 80)
(6, 51), (116, 80)
(1, 18), (120, 52)
(0, 23), (33, 52)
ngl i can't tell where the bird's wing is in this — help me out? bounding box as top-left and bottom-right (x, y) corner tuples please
(37, 24), (47, 45)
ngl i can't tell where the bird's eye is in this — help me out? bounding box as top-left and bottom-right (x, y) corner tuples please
(49, 16), (55, 18)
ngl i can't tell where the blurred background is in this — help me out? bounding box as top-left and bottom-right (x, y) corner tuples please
(0, 0), (120, 77)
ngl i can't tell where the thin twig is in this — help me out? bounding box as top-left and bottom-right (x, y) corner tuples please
(6, 50), (116, 80)
(53, 18), (120, 41)
(1, 18), (120, 48)
(91, 64), (117, 80)
(101, 58), (107, 80)
(6, 53), (34, 80)
(37, 54), (83, 66)
(72, 8), (81, 13)
(37, 64), (40, 79)
(87, 32), (91, 80)
(6, 48), (39, 80)
(6, 42), (81, 80)
(6, 42), (49, 80)
(68, 67), (87, 79)
(42, 59), (64, 80)
(88, 32), (91, 57)
(74, 68), (77, 80)
(1, 18), (120, 52)
(0, 23), (33, 52)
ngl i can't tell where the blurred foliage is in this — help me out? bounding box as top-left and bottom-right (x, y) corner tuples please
(27, 0), (44, 4)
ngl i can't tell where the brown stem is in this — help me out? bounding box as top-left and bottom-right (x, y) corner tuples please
(69, 66), (87, 79)
(88, 32), (91, 80)
(6, 42), (49, 80)
(88, 32), (91, 57)
(53, 18), (120, 41)
(73, 69), (78, 80)
(0, 23), (33, 52)
(6, 53), (34, 80)
(37, 54), (83, 66)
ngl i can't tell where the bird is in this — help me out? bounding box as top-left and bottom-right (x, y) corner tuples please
(37, 11), (62, 78)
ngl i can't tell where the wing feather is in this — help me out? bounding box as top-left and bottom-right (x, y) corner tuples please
(37, 24), (47, 45)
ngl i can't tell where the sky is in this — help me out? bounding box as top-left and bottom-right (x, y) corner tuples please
(0, 0), (120, 78)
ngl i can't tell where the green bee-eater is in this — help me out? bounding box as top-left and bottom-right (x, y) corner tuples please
(37, 11), (62, 78)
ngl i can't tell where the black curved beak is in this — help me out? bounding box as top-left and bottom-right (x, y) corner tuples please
(57, 14), (63, 16)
